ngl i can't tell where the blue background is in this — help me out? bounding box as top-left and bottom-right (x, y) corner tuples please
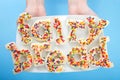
(0, 0), (120, 80)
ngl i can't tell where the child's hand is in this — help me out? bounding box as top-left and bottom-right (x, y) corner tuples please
(68, 0), (96, 16)
(25, 0), (46, 17)
(25, 0), (96, 17)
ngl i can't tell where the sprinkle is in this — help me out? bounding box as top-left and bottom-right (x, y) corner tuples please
(31, 43), (50, 66)
(31, 21), (51, 42)
(46, 50), (66, 72)
(6, 42), (33, 73)
(17, 12), (32, 45)
(67, 47), (89, 69)
(53, 18), (65, 44)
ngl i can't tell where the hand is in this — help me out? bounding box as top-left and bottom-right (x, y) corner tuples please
(68, 0), (97, 16)
(25, 0), (46, 17)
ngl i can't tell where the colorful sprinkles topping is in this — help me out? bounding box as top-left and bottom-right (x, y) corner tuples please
(67, 47), (89, 69)
(53, 18), (65, 44)
(31, 43), (50, 66)
(17, 12), (32, 45)
(6, 13), (113, 73)
(6, 42), (33, 73)
(46, 50), (66, 72)
(31, 21), (51, 42)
